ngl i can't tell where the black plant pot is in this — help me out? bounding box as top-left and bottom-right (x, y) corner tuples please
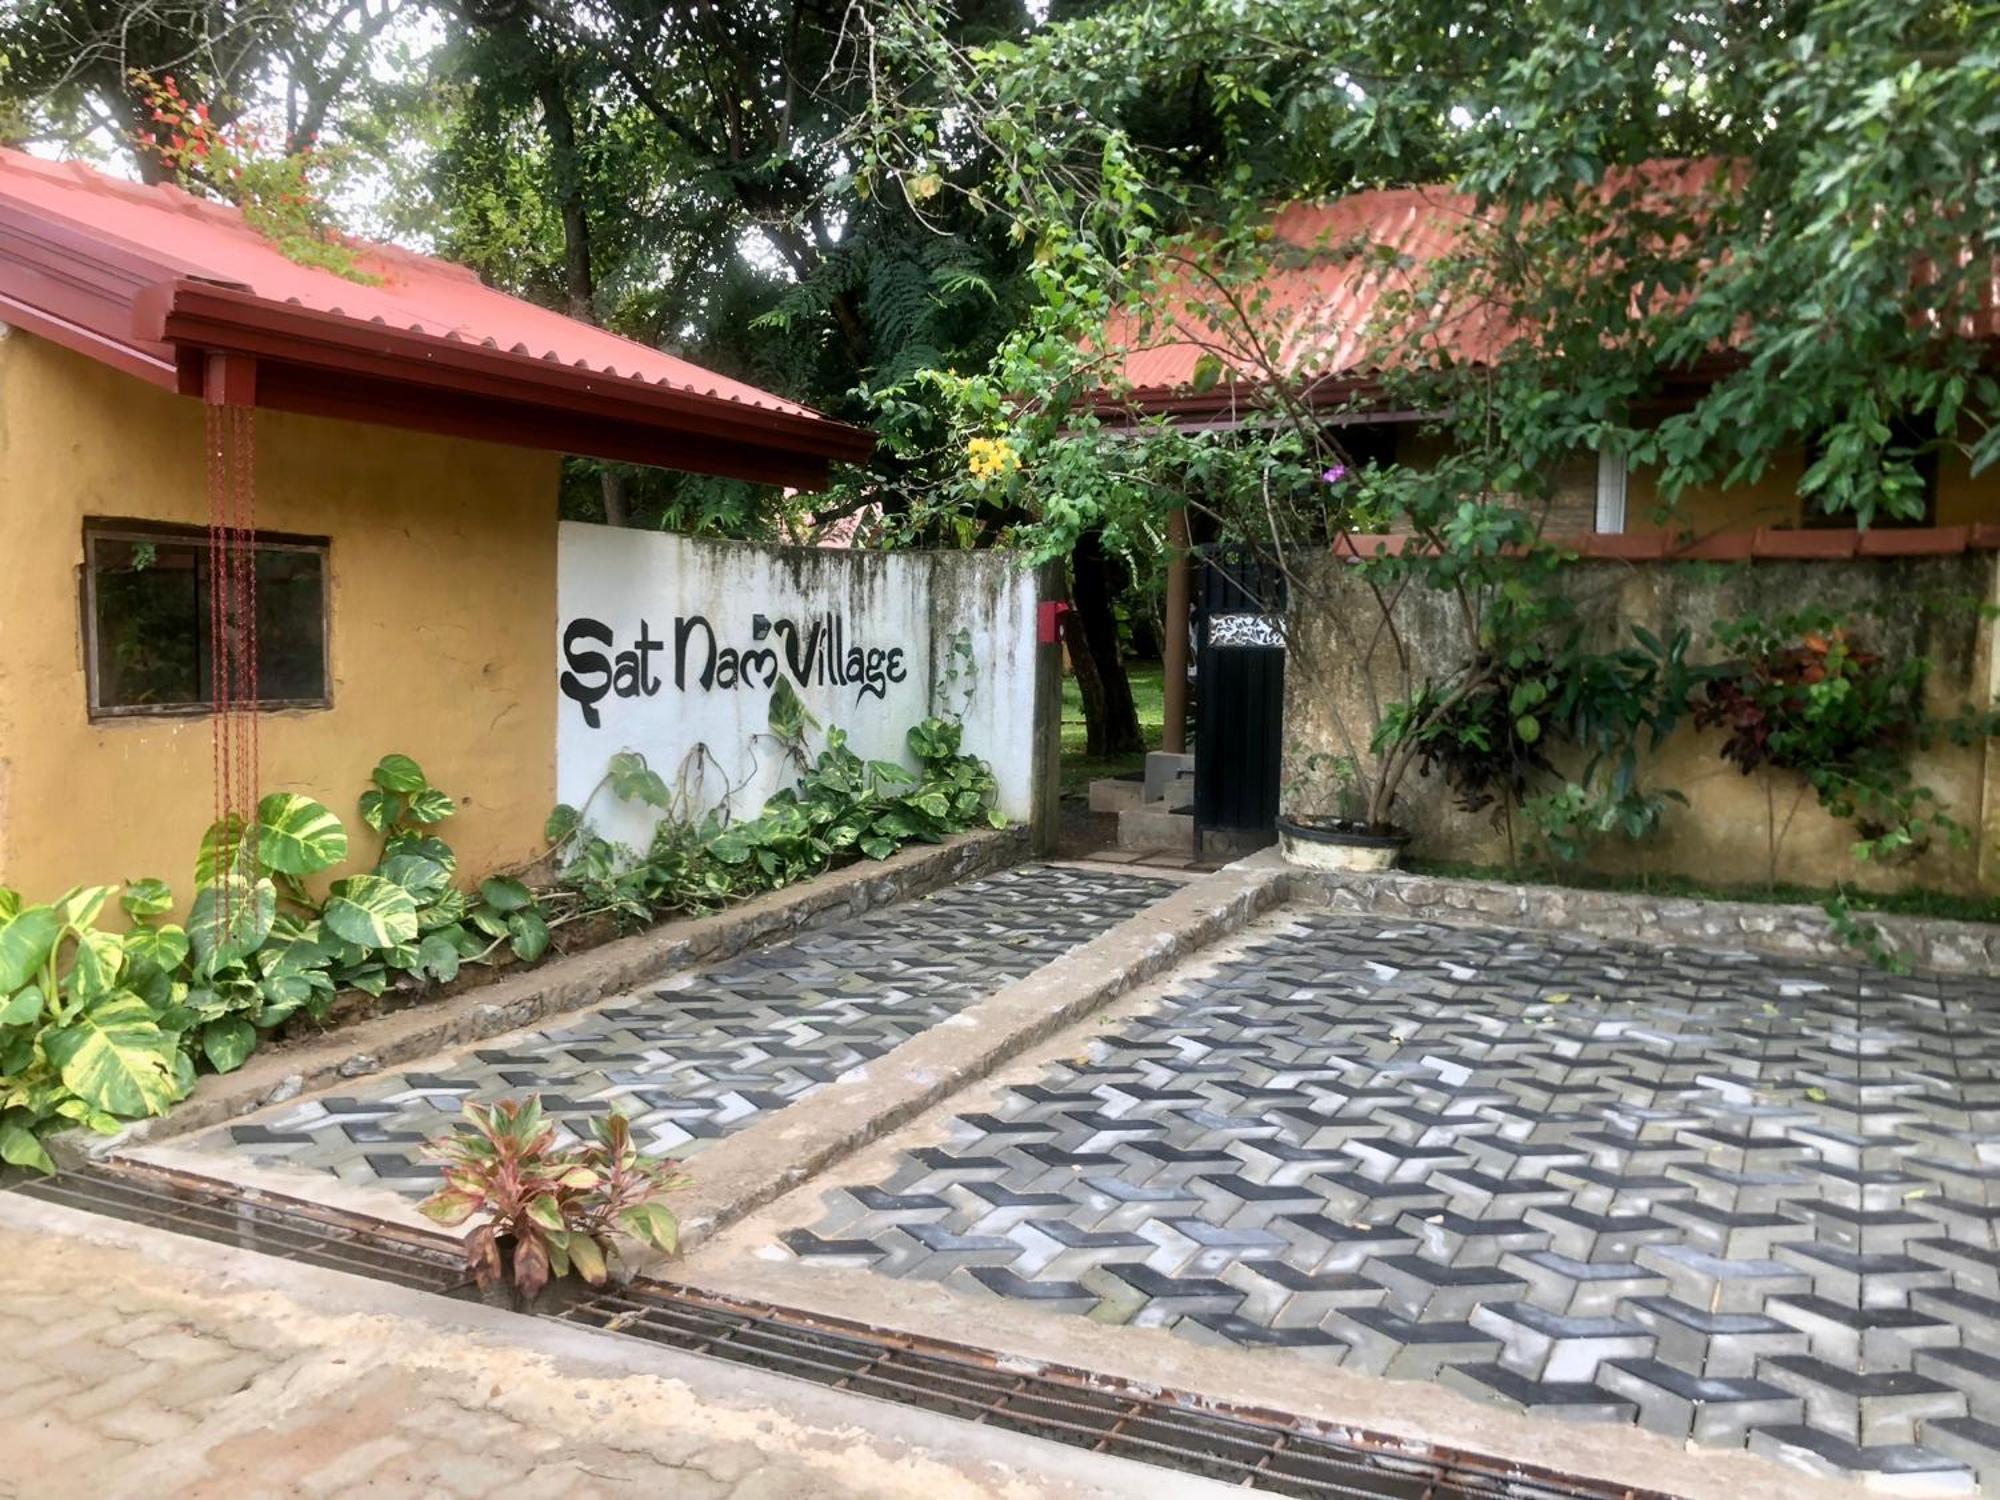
(1276, 815), (1411, 872)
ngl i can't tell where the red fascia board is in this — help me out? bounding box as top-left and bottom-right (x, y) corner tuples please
(0, 288), (175, 388)
(136, 279), (876, 467)
(254, 360), (832, 489)
(0, 203), (184, 384)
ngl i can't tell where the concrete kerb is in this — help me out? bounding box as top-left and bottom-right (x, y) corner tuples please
(658, 854), (1289, 1257)
(1287, 862), (2000, 976)
(53, 826), (1030, 1169)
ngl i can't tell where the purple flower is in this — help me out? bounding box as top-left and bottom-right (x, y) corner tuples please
(1321, 465), (1349, 485)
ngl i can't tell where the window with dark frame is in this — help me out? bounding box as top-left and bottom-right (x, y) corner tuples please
(84, 523), (330, 716)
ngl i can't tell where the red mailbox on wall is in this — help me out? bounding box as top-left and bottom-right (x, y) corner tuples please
(1037, 599), (1072, 644)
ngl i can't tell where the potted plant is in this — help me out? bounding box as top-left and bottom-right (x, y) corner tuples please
(1276, 751), (1412, 871)
(418, 1096), (688, 1311)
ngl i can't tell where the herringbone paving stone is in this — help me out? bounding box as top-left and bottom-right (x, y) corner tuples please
(196, 864), (1171, 1195)
(789, 910), (2000, 1484)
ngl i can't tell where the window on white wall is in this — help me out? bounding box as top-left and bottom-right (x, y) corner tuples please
(1595, 449), (1628, 534)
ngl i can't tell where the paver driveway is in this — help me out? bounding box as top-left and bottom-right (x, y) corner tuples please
(197, 864), (1172, 1195)
(789, 909), (2000, 1487)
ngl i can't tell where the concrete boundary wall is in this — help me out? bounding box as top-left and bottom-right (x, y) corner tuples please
(1287, 863), (2000, 976)
(556, 524), (1042, 851)
(1283, 550), (2000, 896)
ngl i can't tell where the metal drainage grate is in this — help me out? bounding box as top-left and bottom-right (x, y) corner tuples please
(12, 1158), (467, 1294)
(18, 1161), (1671, 1500)
(557, 1284), (1670, 1500)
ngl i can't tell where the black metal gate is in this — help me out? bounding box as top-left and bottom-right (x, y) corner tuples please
(1193, 548), (1286, 852)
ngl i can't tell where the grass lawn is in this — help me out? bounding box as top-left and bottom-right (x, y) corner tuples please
(1060, 659), (1168, 797)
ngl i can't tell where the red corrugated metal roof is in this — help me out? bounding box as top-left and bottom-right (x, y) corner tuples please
(1105, 184), (1482, 401)
(0, 149), (871, 485)
(1095, 159), (1998, 420)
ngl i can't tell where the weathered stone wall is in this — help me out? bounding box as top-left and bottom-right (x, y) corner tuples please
(1281, 551), (2000, 893)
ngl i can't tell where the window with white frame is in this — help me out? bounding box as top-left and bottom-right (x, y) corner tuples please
(1594, 448), (1628, 534)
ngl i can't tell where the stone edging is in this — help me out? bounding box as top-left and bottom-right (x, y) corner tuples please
(1287, 865), (2000, 976)
(56, 827), (1030, 1167)
(660, 856), (1290, 1256)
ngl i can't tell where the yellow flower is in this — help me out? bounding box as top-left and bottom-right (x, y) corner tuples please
(966, 435), (1019, 482)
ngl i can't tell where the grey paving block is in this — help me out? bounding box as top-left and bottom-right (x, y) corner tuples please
(1439, 1363), (1636, 1424)
(776, 908), (2000, 1480)
(1759, 1355), (1967, 1445)
(1599, 1358), (1804, 1445)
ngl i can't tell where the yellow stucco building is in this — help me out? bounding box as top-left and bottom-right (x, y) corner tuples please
(0, 149), (868, 905)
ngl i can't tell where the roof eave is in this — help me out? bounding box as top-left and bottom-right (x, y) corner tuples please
(135, 278), (874, 482)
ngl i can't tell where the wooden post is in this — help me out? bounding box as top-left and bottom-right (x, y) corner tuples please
(1161, 508), (1191, 754)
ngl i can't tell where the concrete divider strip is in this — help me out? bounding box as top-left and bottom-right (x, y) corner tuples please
(665, 855), (1288, 1254)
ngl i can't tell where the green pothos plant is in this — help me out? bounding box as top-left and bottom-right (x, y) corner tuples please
(547, 680), (1007, 928)
(0, 753), (553, 1172)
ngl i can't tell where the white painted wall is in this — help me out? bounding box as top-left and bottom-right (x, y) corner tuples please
(556, 522), (1040, 852)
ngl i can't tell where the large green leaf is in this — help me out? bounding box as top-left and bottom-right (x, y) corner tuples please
(0, 906), (59, 993)
(358, 789), (402, 833)
(57, 885), (115, 928)
(379, 853), (449, 902)
(372, 754), (429, 794)
(119, 878), (175, 922)
(414, 932), (461, 985)
(201, 1018), (257, 1074)
(72, 928), (127, 1000)
(323, 875), (419, 949)
(41, 991), (185, 1118)
(195, 814), (251, 885)
(123, 924), (191, 974)
(405, 788), (457, 824)
(384, 832), (457, 873)
(0, 888), (17, 921)
(256, 793), (349, 876)
(0, 985), (45, 1027)
(0, 1120), (54, 1175)
(187, 878), (277, 972)
(478, 875), (534, 914)
(507, 909), (551, 963)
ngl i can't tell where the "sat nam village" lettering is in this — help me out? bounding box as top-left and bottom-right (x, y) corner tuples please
(560, 611), (908, 728)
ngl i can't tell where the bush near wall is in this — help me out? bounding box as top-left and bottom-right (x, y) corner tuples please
(1282, 551), (2000, 897)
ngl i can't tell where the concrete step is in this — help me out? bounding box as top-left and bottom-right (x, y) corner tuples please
(1503, 1250), (1669, 1317)
(1924, 1414), (2000, 1489)
(1329, 1306), (1501, 1379)
(1115, 805), (1192, 854)
(1916, 1346), (2000, 1422)
(1361, 1254), (1530, 1322)
(1773, 1241), (1952, 1307)
(1086, 776), (1144, 814)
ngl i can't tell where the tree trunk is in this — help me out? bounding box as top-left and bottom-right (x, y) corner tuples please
(534, 61), (631, 532)
(1069, 530), (1145, 757)
(600, 469), (630, 527)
